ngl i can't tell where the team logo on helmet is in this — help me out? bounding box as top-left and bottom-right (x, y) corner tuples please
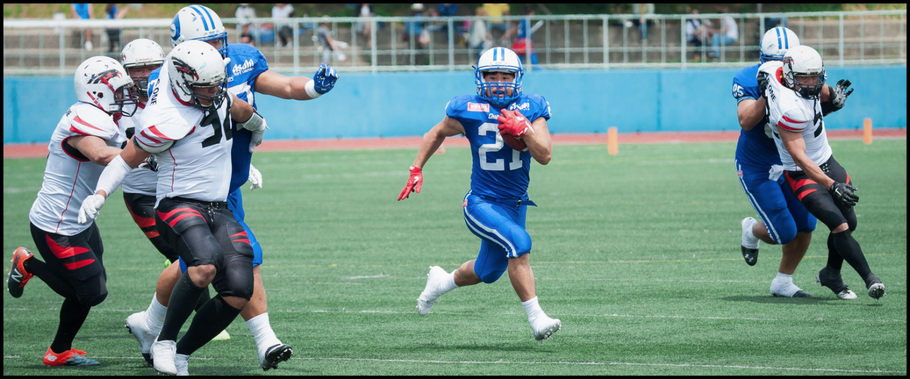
(89, 69), (123, 85)
(172, 58), (200, 81)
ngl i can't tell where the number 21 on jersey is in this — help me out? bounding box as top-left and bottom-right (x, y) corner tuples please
(477, 123), (522, 171)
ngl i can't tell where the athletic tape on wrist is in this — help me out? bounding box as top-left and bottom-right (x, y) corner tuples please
(305, 80), (322, 99)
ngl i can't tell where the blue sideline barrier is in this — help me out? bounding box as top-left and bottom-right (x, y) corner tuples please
(4, 66), (905, 144)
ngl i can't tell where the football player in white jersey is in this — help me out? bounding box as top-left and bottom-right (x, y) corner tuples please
(77, 40), (267, 375)
(758, 45), (885, 300)
(124, 5), (338, 372)
(118, 39), (181, 264)
(7, 56), (137, 366)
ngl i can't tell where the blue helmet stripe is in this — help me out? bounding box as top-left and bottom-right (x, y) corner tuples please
(190, 5), (210, 31)
(493, 48), (497, 61)
(782, 28), (789, 49)
(198, 5), (217, 31)
(775, 27), (782, 49)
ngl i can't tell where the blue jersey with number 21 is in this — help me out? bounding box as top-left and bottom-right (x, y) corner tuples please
(446, 93), (551, 199)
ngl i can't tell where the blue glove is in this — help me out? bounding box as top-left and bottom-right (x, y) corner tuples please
(313, 63), (338, 95)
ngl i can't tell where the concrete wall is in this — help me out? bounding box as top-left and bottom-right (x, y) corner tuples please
(4, 66), (906, 144)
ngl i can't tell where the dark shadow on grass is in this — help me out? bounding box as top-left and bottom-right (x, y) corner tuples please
(722, 295), (829, 304)
(411, 342), (550, 352)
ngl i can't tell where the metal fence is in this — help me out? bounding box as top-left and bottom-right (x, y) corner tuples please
(3, 10), (906, 75)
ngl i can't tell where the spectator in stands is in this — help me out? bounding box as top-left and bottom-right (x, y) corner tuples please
(685, 8), (708, 61)
(316, 18), (340, 64)
(355, 4), (374, 49)
(236, 4), (257, 46)
(272, 3), (295, 47)
(435, 3), (461, 39)
(468, 7), (492, 64)
(482, 3), (510, 41)
(709, 11), (738, 60)
(630, 3), (656, 42)
(104, 4), (128, 54)
(504, 6), (540, 66)
(405, 3), (428, 65)
(70, 3), (94, 51)
(763, 16), (789, 33)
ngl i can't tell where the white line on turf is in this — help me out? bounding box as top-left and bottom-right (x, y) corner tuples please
(1, 355), (903, 374)
(6, 307), (902, 323)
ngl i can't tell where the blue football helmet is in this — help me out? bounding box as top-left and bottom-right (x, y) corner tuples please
(170, 5), (228, 57)
(760, 26), (800, 64)
(474, 47), (524, 108)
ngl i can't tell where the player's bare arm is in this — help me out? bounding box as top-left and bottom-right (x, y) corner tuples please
(255, 64), (338, 101)
(736, 98), (767, 131)
(229, 92), (255, 123)
(254, 70), (313, 100)
(780, 130), (834, 188)
(521, 117), (552, 165)
(66, 135), (122, 166)
(398, 116), (464, 201)
(410, 116), (466, 169)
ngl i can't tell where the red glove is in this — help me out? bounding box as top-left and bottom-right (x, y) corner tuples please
(398, 166), (423, 201)
(497, 109), (533, 138)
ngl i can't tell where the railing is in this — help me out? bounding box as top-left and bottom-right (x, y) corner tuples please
(3, 10), (906, 75)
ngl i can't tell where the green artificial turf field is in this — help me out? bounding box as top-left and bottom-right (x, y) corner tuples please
(3, 139), (906, 375)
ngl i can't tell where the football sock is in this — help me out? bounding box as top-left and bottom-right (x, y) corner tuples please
(826, 233), (845, 271)
(195, 287), (212, 312)
(522, 296), (544, 324)
(146, 293), (167, 333)
(246, 313), (281, 357)
(830, 231), (872, 278)
(50, 298), (91, 354)
(441, 270), (459, 293)
(770, 272), (800, 296)
(22, 257), (77, 299)
(176, 295), (242, 356)
(158, 274), (206, 342)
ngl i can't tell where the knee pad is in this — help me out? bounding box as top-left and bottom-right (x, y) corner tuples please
(76, 281), (108, 307)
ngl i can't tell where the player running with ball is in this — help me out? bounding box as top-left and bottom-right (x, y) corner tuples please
(398, 47), (561, 341)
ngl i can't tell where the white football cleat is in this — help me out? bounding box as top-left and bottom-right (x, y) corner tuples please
(836, 289), (858, 300)
(125, 311), (157, 366)
(531, 316), (562, 341)
(175, 353), (189, 376)
(151, 339), (177, 375)
(416, 266), (449, 316)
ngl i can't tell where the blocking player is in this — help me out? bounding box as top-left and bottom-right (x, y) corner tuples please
(732, 27), (820, 298)
(118, 39), (177, 263)
(78, 40), (266, 375)
(7, 56), (137, 366)
(123, 4), (338, 371)
(398, 47), (561, 341)
(758, 45), (885, 300)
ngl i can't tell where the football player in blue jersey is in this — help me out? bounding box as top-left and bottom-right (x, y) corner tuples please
(398, 47), (561, 341)
(124, 5), (338, 371)
(733, 27), (854, 299)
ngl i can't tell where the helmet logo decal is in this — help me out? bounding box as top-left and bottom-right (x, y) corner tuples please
(172, 58), (199, 81)
(89, 68), (122, 84)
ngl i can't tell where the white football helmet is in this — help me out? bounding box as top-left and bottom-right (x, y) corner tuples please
(782, 45), (826, 99)
(168, 40), (229, 110)
(474, 47), (524, 108)
(170, 5), (228, 57)
(74, 56), (138, 116)
(120, 38), (166, 94)
(760, 26), (800, 63)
